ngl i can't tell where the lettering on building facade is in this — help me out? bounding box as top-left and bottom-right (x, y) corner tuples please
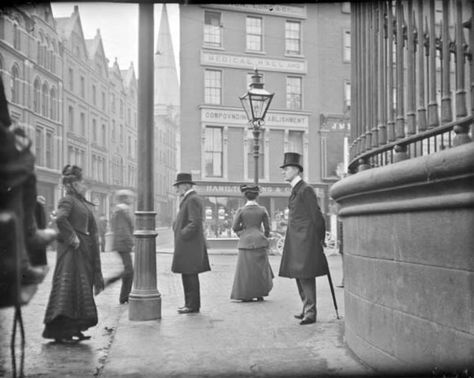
(204, 4), (307, 19)
(201, 108), (309, 129)
(201, 51), (307, 74)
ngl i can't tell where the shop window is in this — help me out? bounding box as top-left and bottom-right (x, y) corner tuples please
(204, 196), (243, 239)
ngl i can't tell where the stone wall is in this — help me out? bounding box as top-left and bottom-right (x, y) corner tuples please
(330, 143), (474, 374)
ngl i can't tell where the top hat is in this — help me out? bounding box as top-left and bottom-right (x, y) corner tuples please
(280, 152), (303, 172)
(239, 184), (260, 194)
(173, 172), (195, 186)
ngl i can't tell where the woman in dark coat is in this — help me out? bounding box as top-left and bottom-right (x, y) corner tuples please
(230, 184), (273, 302)
(42, 165), (104, 342)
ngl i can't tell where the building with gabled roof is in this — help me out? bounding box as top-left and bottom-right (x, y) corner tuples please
(0, 2), (138, 223)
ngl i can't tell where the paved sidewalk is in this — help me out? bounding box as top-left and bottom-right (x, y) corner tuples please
(101, 253), (370, 377)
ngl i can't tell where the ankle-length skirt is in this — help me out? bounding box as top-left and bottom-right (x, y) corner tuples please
(230, 247), (274, 300)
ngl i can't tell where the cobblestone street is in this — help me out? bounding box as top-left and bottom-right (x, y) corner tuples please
(1, 244), (370, 377)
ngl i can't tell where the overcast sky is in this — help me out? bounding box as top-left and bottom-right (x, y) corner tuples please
(51, 2), (180, 80)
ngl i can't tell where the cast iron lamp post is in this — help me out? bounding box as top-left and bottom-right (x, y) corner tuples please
(240, 69), (274, 185)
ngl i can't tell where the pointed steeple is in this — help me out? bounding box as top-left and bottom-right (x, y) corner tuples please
(154, 3), (179, 111)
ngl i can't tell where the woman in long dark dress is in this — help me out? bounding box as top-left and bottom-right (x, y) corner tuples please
(230, 184), (273, 302)
(42, 165), (104, 343)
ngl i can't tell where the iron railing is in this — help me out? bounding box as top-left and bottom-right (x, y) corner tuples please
(349, 0), (473, 173)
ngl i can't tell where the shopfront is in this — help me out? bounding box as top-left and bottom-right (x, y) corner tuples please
(196, 181), (327, 244)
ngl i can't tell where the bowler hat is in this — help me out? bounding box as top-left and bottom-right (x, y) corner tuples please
(173, 172), (195, 186)
(280, 152), (303, 172)
(239, 184), (260, 194)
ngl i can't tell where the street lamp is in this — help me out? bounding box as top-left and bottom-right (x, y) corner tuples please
(239, 69), (274, 185)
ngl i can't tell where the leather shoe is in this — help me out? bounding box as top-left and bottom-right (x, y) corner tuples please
(177, 307), (199, 314)
(294, 313), (304, 320)
(299, 318), (316, 325)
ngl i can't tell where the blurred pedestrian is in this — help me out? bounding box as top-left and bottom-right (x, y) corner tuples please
(42, 165), (104, 343)
(230, 184), (273, 302)
(278, 153), (329, 325)
(172, 173), (210, 314)
(98, 213), (108, 252)
(110, 190), (135, 304)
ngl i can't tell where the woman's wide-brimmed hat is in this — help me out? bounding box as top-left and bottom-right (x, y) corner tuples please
(62, 164), (83, 184)
(280, 152), (303, 172)
(116, 189), (135, 198)
(240, 184), (260, 194)
(173, 172), (195, 186)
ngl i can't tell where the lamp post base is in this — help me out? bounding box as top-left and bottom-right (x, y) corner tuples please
(129, 292), (162, 321)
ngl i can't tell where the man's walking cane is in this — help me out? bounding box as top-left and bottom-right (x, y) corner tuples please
(327, 269), (340, 319)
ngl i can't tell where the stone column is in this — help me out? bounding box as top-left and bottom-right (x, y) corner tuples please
(129, 2), (161, 321)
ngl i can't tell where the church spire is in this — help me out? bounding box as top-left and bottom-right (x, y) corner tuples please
(154, 3), (179, 111)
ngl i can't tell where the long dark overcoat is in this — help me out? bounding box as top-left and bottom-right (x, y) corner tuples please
(43, 194), (103, 333)
(172, 191), (210, 274)
(279, 180), (329, 279)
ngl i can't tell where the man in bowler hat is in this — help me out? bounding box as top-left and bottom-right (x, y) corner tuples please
(279, 152), (329, 325)
(172, 173), (210, 313)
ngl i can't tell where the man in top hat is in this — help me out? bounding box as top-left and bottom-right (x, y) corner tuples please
(110, 189), (135, 304)
(279, 152), (329, 325)
(172, 173), (210, 314)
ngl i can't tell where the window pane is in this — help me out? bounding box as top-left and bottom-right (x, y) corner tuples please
(204, 127), (223, 177)
(204, 11), (221, 47)
(204, 70), (221, 104)
(343, 30), (351, 62)
(285, 21), (300, 54)
(286, 77), (302, 109)
(246, 17), (262, 51)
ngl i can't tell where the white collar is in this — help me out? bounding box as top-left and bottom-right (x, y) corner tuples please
(245, 200), (258, 207)
(182, 188), (195, 199)
(290, 175), (302, 188)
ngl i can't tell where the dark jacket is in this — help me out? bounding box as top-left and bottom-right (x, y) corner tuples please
(279, 180), (329, 278)
(111, 204), (134, 252)
(172, 191), (210, 274)
(232, 204), (270, 250)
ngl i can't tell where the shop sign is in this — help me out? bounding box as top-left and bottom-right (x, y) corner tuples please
(320, 114), (351, 132)
(201, 108), (308, 129)
(201, 51), (307, 74)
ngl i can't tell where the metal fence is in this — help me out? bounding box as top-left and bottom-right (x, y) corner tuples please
(349, 0), (473, 173)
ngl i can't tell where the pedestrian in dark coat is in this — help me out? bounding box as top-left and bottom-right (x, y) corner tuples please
(278, 152), (329, 325)
(111, 189), (135, 304)
(230, 184), (273, 302)
(43, 165), (104, 342)
(172, 173), (210, 314)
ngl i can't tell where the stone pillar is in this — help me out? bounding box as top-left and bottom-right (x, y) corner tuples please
(129, 2), (161, 321)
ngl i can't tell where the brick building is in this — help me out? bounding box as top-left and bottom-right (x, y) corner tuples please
(0, 3), (138, 220)
(179, 3), (350, 241)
